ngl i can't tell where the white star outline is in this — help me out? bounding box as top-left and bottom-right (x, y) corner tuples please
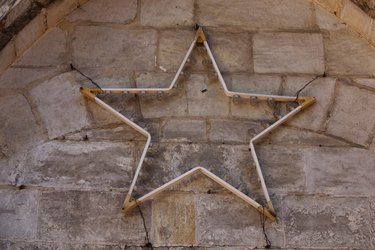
(80, 27), (315, 222)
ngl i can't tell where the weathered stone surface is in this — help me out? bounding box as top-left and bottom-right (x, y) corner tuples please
(0, 41), (15, 73)
(315, 5), (346, 31)
(340, 0), (372, 36)
(46, 0), (78, 27)
(209, 119), (264, 143)
(0, 190), (38, 238)
(354, 78), (375, 90)
(196, 193), (284, 247)
(0, 241), (123, 250)
(14, 13), (46, 56)
(30, 72), (91, 139)
(283, 76), (336, 132)
(72, 26), (156, 70)
(187, 74), (230, 116)
(24, 141), (134, 189)
(283, 195), (371, 248)
(325, 28), (375, 76)
(326, 83), (375, 146)
(163, 119), (206, 142)
(14, 28), (67, 66)
(137, 72), (188, 118)
(152, 192), (195, 246)
(229, 74), (282, 120)
(67, 0), (137, 23)
(0, 67), (62, 89)
(305, 147), (375, 196)
(37, 190), (151, 244)
(197, 0), (314, 30)
(140, 0), (194, 27)
(253, 32), (324, 74)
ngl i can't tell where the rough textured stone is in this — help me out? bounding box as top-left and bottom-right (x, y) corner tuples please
(253, 32), (324, 74)
(354, 78), (375, 90)
(67, 0), (137, 23)
(340, 0), (372, 36)
(196, 193), (284, 247)
(229, 74), (282, 120)
(283, 195), (371, 248)
(209, 119), (264, 143)
(326, 83), (375, 146)
(14, 13), (46, 56)
(325, 28), (375, 76)
(187, 74), (230, 116)
(72, 26), (156, 70)
(0, 67), (62, 89)
(197, 0), (314, 30)
(163, 119), (206, 142)
(152, 192), (195, 246)
(37, 191), (151, 244)
(24, 141), (134, 189)
(14, 27), (67, 66)
(315, 5), (346, 31)
(47, 0), (78, 27)
(0, 41), (15, 73)
(140, 0), (194, 27)
(283, 76), (336, 132)
(0, 190), (38, 239)
(0, 241), (123, 250)
(30, 72), (91, 139)
(305, 147), (375, 196)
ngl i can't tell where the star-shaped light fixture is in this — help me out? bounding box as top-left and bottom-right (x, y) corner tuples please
(80, 27), (315, 222)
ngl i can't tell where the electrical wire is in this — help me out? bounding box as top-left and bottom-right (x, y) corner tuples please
(260, 205), (272, 249)
(135, 200), (154, 250)
(294, 73), (326, 102)
(70, 64), (103, 90)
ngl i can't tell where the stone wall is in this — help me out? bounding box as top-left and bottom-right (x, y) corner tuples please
(0, 0), (375, 249)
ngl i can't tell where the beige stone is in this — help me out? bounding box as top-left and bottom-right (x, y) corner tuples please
(140, 0), (194, 27)
(163, 119), (206, 142)
(15, 13), (46, 56)
(315, 5), (346, 31)
(152, 192), (195, 246)
(326, 82), (375, 146)
(354, 78), (375, 90)
(47, 0), (78, 27)
(0, 40), (15, 73)
(340, 1), (372, 36)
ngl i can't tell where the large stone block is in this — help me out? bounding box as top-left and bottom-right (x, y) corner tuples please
(140, 0), (194, 27)
(304, 147), (375, 196)
(67, 0), (137, 23)
(30, 72), (91, 139)
(253, 32), (325, 74)
(315, 5), (346, 31)
(152, 191), (195, 246)
(72, 26), (156, 70)
(325, 28), (375, 76)
(283, 76), (336, 132)
(14, 28), (67, 66)
(283, 195), (371, 248)
(228, 74), (282, 120)
(0, 41), (15, 73)
(197, 0), (314, 30)
(37, 190), (151, 244)
(326, 82), (375, 146)
(46, 0), (78, 27)
(0, 190), (38, 239)
(354, 78), (375, 90)
(0, 67), (62, 89)
(209, 119), (264, 143)
(196, 193), (284, 247)
(163, 119), (206, 142)
(24, 141), (135, 189)
(187, 74), (230, 116)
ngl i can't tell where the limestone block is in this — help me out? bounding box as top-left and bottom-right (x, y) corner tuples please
(47, 0), (78, 27)
(326, 83), (375, 146)
(37, 191), (151, 244)
(340, 0), (372, 36)
(67, 0), (137, 23)
(253, 32), (325, 74)
(15, 13), (46, 56)
(305, 147), (375, 196)
(0, 67), (62, 89)
(354, 78), (375, 90)
(72, 26), (156, 70)
(163, 119), (206, 142)
(140, 0), (194, 27)
(315, 5), (346, 31)
(24, 141), (135, 189)
(152, 192), (195, 246)
(4, 0), (34, 28)
(370, 198), (375, 246)
(283, 76), (336, 132)
(325, 29), (375, 76)
(0, 41), (15, 73)
(197, 0), (314, 30)
(283, 195), (371, 248)
(209, 119), (264, 143)
(14, 28), (67, 66)
(196, 193), (284, 247)
(229, 74), (282, 120)
(0, 190), (38, 238)
(30, 72), (91, 139)
(187, 74), (230, 116)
